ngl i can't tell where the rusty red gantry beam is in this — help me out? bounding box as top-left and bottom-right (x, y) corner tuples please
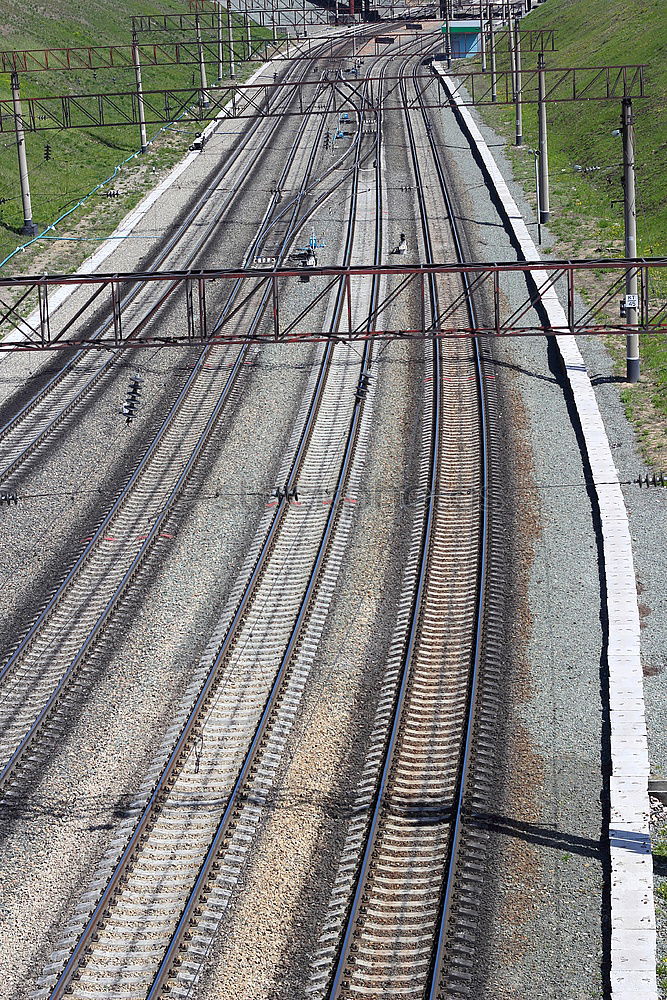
(131, 9), (331, 32)
(0, 27), (556, 76)
(0, 31), (438, 75)
(488, 28), (556, 52)
(1, 258), (665, 353)
(0, 66), (646, 133)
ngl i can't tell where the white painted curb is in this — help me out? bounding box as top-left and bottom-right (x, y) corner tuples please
(433, 64), (657, 1000)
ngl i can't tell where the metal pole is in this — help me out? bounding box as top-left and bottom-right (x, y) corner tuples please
(217, 1), (224, 80)
(227, 2), (235, 79)
(537, 52), (549, 221)
(479, 0), (486, 72)
(444, 0), (452, 67)
(245, 11), (251, 57)
(132, 34), (148, 153)
(489, 6), (497, 100)
(514, 18), (523, 145)
(533, 150), (542, 244)
(622, 97), (639, 382)
(10, 72), (38, 237)
(195, 13), (209, 108)
(508, 9), (516, 95)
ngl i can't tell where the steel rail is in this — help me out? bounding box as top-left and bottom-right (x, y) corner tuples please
(146, 74), (387, 1000)
(42, 49), (378, 1000)
(411, 58), (491, 1000)
(0, 69), (336, 693)
(325, 45), (444, 998)
(147, 57), (386, 997)
(325, 40), (490, 999)
(0, 34), (351, 485)
(0, 66), (365, 793)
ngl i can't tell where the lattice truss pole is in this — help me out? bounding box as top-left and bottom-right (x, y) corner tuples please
(1, 258), (665, 352)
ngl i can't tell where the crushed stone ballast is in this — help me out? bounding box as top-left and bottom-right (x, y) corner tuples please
(433, 62), (656, 1000)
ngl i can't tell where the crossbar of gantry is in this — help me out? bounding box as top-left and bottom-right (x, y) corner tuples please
(1, 257), (665, 352)
(0, 30), (438, 74)
(0, 65), (647, 133)
(487, 27), (556, 52)
(131, 9), (331, 32)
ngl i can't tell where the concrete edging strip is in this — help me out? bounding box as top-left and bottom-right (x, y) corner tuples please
(433, 63), (657, 999)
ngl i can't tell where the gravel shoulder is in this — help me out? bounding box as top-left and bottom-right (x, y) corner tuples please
(2, 35), (664, 1000)
(462, 88), (667, 997)
(0, 338), (319, 998)
(432, 90), (616, 999)
(0, 79), (348, 993)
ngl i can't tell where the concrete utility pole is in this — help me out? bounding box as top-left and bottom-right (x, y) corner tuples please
(622, 97), (640, 382)
(508, 10), (516, 93)
(132, 34), (148, 153)
(514, 18), (523, 145)
(217, 1), (224, 80)
(227, 2), (235, 79)
(444, 0), (452, 68)
(10, 72), (38, 237)
(489, 5), (497, 100)
(479, 0), (487, 72)
(244, 11), (251, 57)
(195, 13), (209, 108)
(537, 51), (549, 221)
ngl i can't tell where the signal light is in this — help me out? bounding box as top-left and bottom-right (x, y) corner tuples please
(122, 374), (143, 424)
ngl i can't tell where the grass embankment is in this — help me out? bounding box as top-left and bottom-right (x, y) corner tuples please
(0, 0), (270, 275)
(470, 0), (667, 465)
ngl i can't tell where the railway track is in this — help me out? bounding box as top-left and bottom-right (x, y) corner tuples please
(0, 32), (358, 489)
(0, 60), (371, 796)
(29, 42), (391, 1000)
(307, 45), (498, 1000)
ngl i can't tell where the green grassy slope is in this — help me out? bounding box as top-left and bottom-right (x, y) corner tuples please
(503, 0), (665, 257)
(474, 0), (667, 460)
(0, 0), (268, 272)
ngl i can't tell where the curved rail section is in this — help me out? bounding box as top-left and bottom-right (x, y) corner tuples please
(307, 46), (494, 1000)
(0, 37), (351, 488)
(0, 73), (363, 797)
(434, 63), (656, 1000)
(31, 62), (385, 1000)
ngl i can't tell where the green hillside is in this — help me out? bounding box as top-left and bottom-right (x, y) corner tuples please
(497, 0), (665, 257)
(0, 0), (269, 272)
(473, 0), (667, 463)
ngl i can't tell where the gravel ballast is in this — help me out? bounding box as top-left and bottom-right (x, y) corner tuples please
(1, 29), (663, 1000)
(431, 74), (666, 997)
